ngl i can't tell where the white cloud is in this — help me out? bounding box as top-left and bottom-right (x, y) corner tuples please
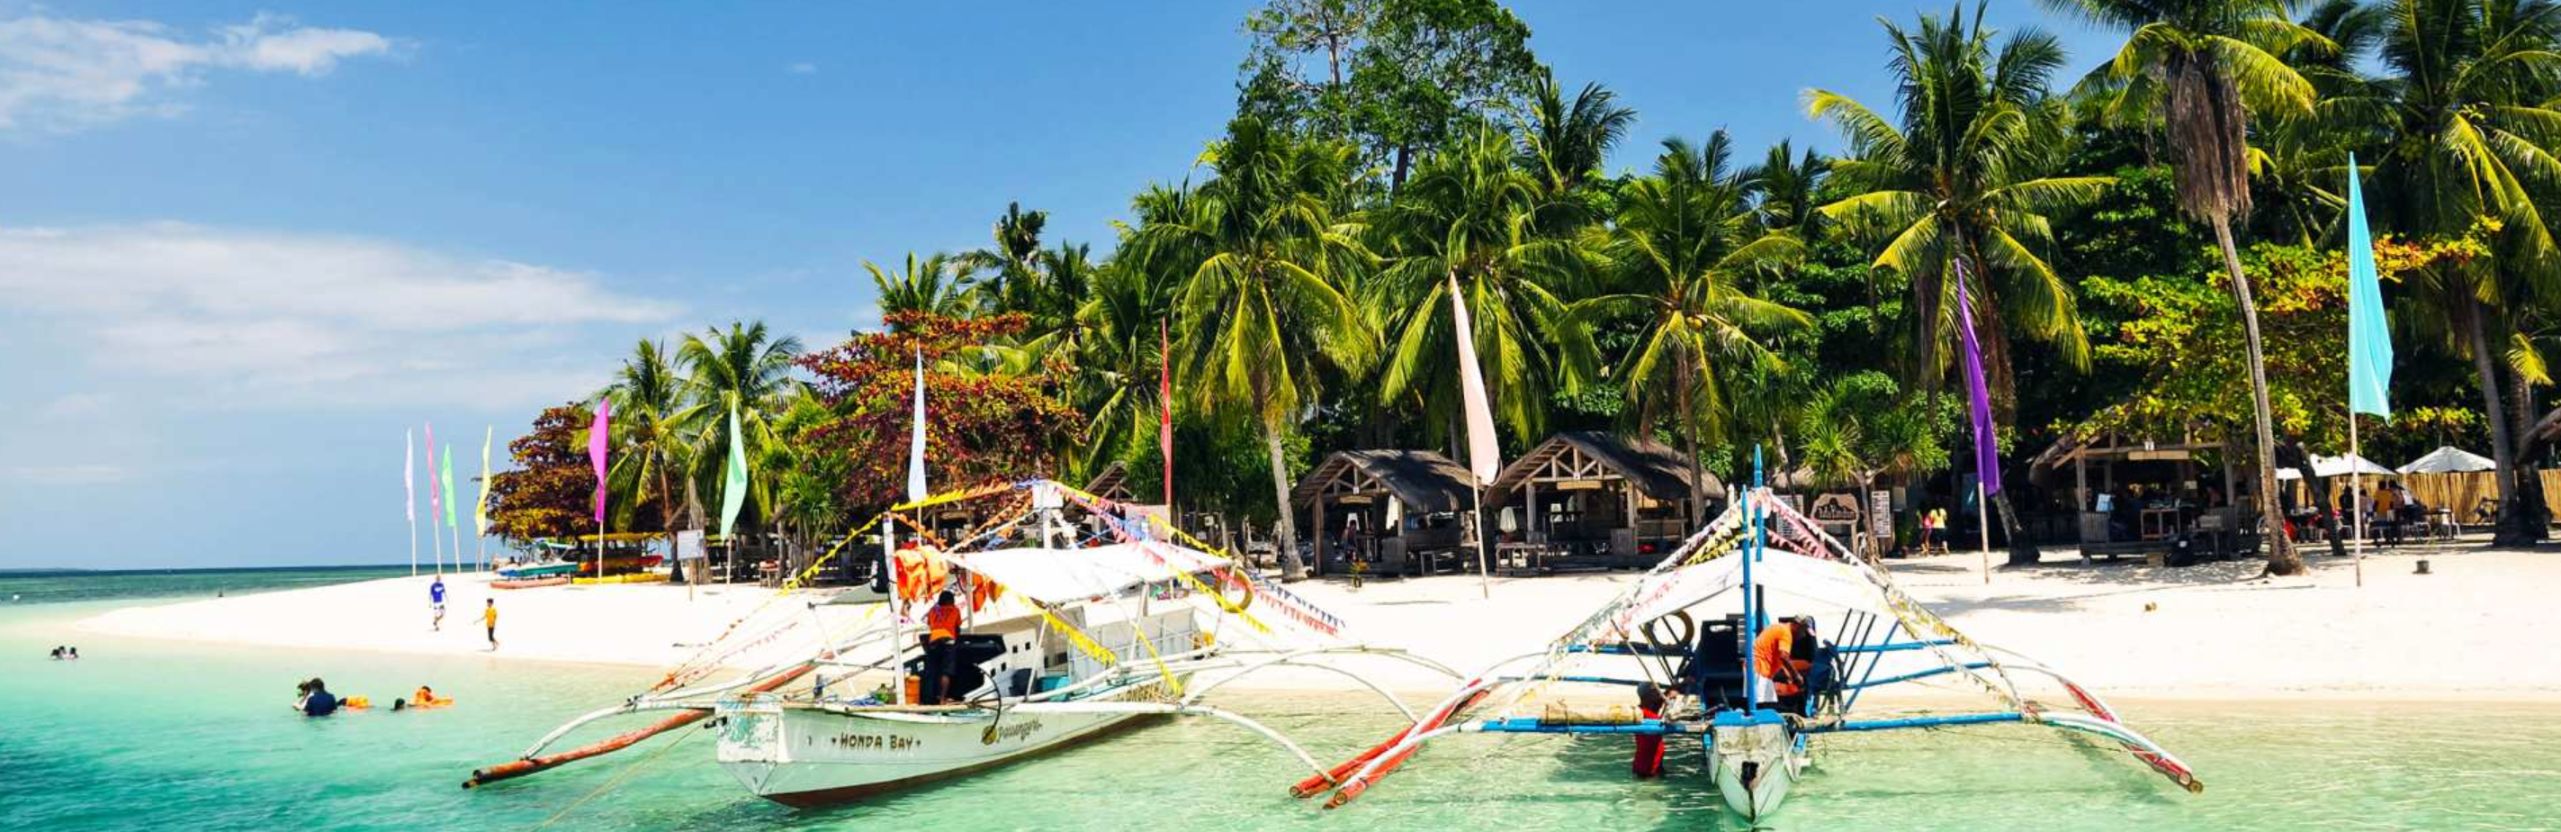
(0, 222), (681, 409)
(0, 12), (393, 130)
(5, 464), (127, 485)
(787, 61), (817, 75)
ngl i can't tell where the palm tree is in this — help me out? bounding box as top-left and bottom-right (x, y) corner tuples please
(674, 321), (807, 537)
(2042, 0), (2324, 573)
(865, 252), (977, 323)
(1061, 255), (1180, 480)
(2352, 0), (2561, 544)
(599, 339), (687, 534)
(1811, 7), (2108, 563)
(1368, 124), (1599, 449)
(1586, 132), (1811, 524)
(1795, 372), (1947, 558)
(1519, 72), (1636, 200)
(1140, 116), (1374, 580)
(961, 202), (1051, 316)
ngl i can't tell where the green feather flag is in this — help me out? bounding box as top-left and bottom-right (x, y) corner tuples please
(440, 445), (459, 531)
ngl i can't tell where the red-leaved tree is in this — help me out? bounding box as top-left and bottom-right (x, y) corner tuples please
(799, 311), (1083, 513)
(488, 402), (597, 544)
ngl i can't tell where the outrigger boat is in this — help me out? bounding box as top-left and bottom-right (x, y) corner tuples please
(465, 479), (1456, 808)
(1307, 453), (2202, 821)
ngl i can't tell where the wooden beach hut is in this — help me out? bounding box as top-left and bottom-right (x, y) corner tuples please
(1486, 431), (1717, 571)
(1083, 460), (1135, 503)
(2026, 432), (2250, 561)
(1292, 450), (1478, 577)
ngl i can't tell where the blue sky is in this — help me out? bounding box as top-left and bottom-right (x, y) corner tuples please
(0, 1), (2118, 569)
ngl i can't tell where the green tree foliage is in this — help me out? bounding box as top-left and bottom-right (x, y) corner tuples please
(1141, 116), (1374, 579)
(1239, 0), (1540, 184)
(1366, 124), (1597, 447)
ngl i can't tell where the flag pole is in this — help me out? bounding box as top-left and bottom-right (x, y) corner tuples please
(2352, 417), (2365, 588)
(407, 430), (419, 578)
(1474, 484), (1492, 600)
(1978, 480), (1992, 585)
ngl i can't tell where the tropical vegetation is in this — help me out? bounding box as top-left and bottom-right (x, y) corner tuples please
(489, 0), (2561, 577)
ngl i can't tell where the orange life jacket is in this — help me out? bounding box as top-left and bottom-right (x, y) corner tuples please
(926, 603), (961, 642)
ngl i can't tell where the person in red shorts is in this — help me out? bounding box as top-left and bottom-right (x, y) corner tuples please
(1632, 682), (1666, 778)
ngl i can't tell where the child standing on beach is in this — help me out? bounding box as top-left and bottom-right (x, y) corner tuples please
(430, 577), (446, 631)
(482, 598), (499, 650)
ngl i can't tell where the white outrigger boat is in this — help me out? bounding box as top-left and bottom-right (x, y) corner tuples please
(1307, 454), (2203, 821)
(467, 479), (1456, 808)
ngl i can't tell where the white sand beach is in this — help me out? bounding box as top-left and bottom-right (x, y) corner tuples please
(78, 544), (2561, 701)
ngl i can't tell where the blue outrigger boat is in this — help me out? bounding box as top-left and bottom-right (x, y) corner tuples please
(1312, 450), (2202, 821)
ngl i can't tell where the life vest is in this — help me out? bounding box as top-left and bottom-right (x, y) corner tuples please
(925, 603), (961, 642)
(894, 544), (949, 605)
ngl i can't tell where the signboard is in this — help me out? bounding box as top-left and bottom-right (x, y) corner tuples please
(1869, 491), (1893, 541)
(1553, 478), (1605, 491)
(675, 529), (707, 561)
(1811, 493), (1861, 522)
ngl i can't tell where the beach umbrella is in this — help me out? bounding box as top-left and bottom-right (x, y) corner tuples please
(2396, 446), (2496, 475)
(2275, 453), (2396, 480)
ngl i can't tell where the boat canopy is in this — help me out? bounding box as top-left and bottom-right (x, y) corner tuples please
(1620, 545), (1885, 626)
(944, 541), (1231, 604)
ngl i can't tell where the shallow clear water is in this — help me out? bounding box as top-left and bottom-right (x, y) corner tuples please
(5, 571), (2559, 831)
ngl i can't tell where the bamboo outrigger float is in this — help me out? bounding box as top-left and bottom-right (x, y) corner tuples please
(1301, 453), (2202, 822)
(465, 479), (1458, 807)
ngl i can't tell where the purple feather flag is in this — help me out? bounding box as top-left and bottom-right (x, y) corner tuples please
(1956, 265), (2002, 496)
(589, 400), (612, 523)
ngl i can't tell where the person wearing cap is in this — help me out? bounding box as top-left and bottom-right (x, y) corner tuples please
(919, 591), (964, 704)
(1752, 615), (1817, 715)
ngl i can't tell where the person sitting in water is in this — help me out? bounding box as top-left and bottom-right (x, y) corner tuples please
(412, 685), (450, 708)
(1753, 616), (1817, 716)
(65, 646), (77, 660)
(49, 645), (63, 660)
(295, 678), (340, 717)
(1632, 682), (1666, 779)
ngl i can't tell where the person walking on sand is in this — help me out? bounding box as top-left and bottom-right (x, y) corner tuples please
(482, 598), (499, 650)
(430, 576), (447, 631)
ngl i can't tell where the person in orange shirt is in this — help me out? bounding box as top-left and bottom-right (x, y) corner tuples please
(920, 591), (963, 704)
(1752, 616), (1816, 715)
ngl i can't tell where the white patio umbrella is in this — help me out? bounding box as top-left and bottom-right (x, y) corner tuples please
(2275, 453), (2397, 480)
(2396, 446), (2497, 475)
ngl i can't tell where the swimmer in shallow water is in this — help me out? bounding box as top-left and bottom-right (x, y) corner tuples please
(294, 678), (340, 717)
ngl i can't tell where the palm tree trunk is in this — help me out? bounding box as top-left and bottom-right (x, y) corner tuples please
(1263, 417), (1307, 581)
(2512, 375), (2551, 539)
(2212, 217), (2300, 575)
(2465, 297), (2526, 545)
(658, 450), (682, 583)
(1677, 352), (1706, 527)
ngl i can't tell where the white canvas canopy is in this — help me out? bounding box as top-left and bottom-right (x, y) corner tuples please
(944, 541), (1229, 605)
(1619, 547), (1886, 628)
(2398, 446), (2497, 475)
(2276, 453), (2395, 480)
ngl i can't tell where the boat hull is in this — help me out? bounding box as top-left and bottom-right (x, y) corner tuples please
(715, 680), (1176, 807)
(1708, 718), (1804, 821)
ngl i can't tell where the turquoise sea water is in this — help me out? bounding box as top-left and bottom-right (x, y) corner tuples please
(5, 570), (2559, 831)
